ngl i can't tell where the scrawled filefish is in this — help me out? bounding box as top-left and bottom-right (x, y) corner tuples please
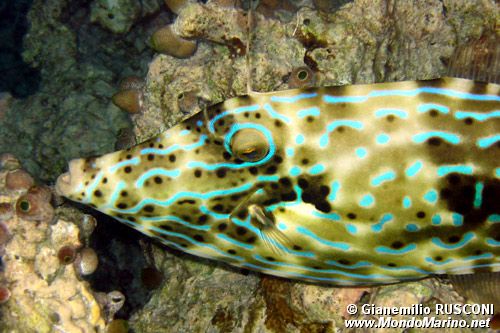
(55, 75), (500, 286)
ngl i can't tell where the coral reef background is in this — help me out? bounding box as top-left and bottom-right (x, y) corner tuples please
(0, 0), (499, 331)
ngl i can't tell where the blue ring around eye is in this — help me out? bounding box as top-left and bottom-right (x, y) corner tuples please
(224, 123), (276, 165)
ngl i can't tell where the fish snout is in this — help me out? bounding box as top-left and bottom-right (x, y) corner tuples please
(55, 158), (86, 197)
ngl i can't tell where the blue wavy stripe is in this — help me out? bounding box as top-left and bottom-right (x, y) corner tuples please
(208, 104), (260, 132)
(486, 238), (500, 246)
(375, 243), (417, 255)
(437, 165), (473, 177)
(140, 215), (211, 231)
(263, 103), (292, 123)
(462, 253), (494, 261)
(431, 232), (475, 249)
(417, 103), (449, 114)
(325, 260), (372, 269)
(328, 180), (341, 202)
(138, 224), (245, 261)
(423, 189), (438, 204)
(371, 170), (396, 186)
(140, 135), (207, 155)
(241, 262), (372, 285)
(371, 213), (393, 232)
(405, 160), (423, 177)
(297, 107), (320, 118)
(106, 180), (127, 207)
(217, 233), (255, 250)
(270, 92), (318, 103)
(477, 134), (500, 148)
(296, 226), (350, 251)
(253, 255), (394, 280)
(425, 257), (453, 265)
(412, 131), (461, 144)
(135, 168), (181, 187)
(319, 120), (364, 147)
(110, 183), (254, 214)
(455, 110), (500, 121)
(374, 108), (408, 119)
(109, 157), (141, 173)
(448, 263), (500, 273)
(488, 214), (500, 223)
(312, 211), (341, 221)
(323, 86), (500, 103)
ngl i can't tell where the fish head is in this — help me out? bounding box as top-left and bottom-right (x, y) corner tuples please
(55, 94), (301, 260)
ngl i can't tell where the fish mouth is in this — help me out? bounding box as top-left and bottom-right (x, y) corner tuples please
(55, 158), (85, 197)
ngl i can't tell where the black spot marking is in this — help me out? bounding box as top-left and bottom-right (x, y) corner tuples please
(347, 213), (356, 220)
(121, 191), (128, 197)
(298, 176), (331, 213)
(387, 263), (397, 267)
(236, 227), (247, 236)
(228, 249), (236, 254)
(440, 174), (499, 228)
(103, 178), (108, 184)
(293, 245), (302, 251)
(194, 170), (202, 177)
(448, 235), (460, 243)
(266, 256), (275, 261)
(249, 167), (258, 175)
(337, 126), (345, 133)
(434, 256), (443, 261)
(274, 156), (283, 164)
(464, 117), (473, 125)
(222, 151), (231, 160)
(169, 155), (176, 162)
(246, 236), (256, 243)
(154, 177), (163, 184)
(386, 115), (395, 122)
(338, 259), (350, 265)
(427, 137), (442, 146)
(274, 120), (282, 127)
(281, 191), (297, 201)
(217, 223), (227, 231)
(144, 205), (154, 212)
(124, 166), (132, 173)
(161, 225), (173, 231)
(178, 199), (196, 205)
(301, 158), (309, 165)
(94, 190), (102, 197)
(416, 211), (426, 219)
(147, 154), (154, 161)
(117, 203), (127, 209)
(216, 168), (227, 178)
(127, 216), (136, 222)
(391, 241), (404, 249)
(429, 110), (438, 117)
(255, 113), (261, 119)
(198, 215), (208, 224)
(271, 183), (279, 190)
(213, 204), (224, 212)
(306, 116), (314, 123)
(193, 234), (204, 242)
(265, 165), (277, 174)
(279, 177), (292, 187)
(298, 178), (309, 189)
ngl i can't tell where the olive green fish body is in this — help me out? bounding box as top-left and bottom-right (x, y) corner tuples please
(56, 77), (500, 286)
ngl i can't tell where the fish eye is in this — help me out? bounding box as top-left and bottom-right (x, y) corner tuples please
(230, 128), (270, 162)
(18, 199), (31, 212)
